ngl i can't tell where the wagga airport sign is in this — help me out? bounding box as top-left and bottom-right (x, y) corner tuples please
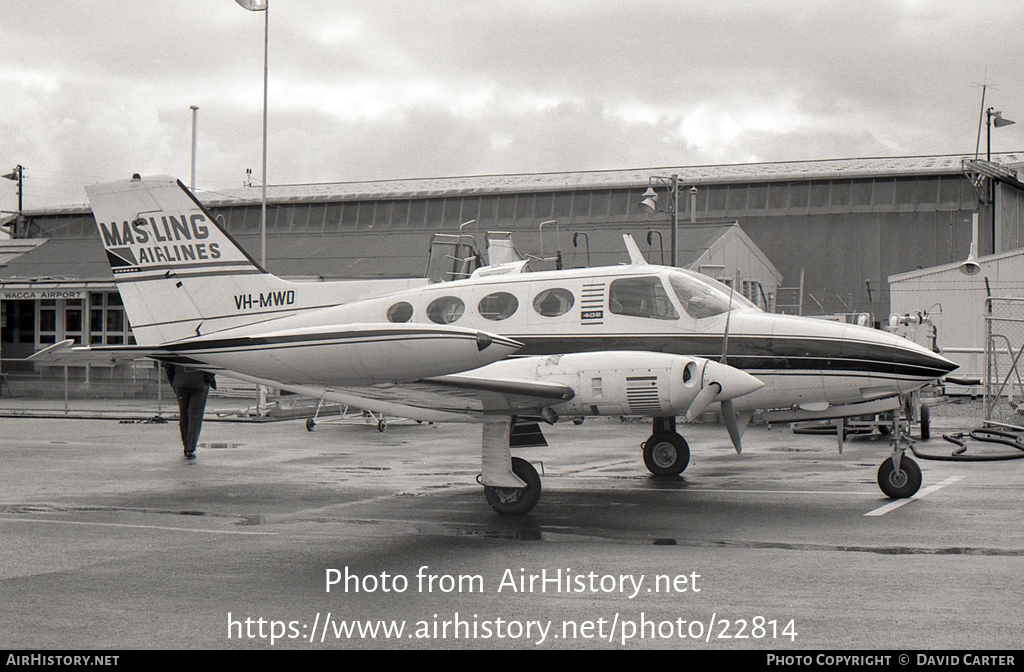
(2, 289), (88, 300)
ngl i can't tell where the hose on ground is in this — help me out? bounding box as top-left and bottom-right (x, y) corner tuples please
(927, 428), (1024, 461)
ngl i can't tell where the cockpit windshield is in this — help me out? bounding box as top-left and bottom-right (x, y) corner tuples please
(667, 270), (759, 319)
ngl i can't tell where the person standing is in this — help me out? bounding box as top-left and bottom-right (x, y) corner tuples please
(164, 363), (216, 460)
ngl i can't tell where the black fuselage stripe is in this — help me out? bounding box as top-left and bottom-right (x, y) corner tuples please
(512, 335), (955, 378)
(163, 331), (482, 353)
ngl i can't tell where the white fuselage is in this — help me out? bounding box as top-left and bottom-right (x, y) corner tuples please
(245, 263), (956, 413)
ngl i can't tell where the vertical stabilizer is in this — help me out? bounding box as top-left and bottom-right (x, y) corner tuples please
(86, 175), (293, 344)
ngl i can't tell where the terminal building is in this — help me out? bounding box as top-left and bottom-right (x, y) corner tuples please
(2, 152), (1023, 395)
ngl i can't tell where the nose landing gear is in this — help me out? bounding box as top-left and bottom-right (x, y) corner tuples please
(877, 451), (923, 499)
(877, 411), (922, 499)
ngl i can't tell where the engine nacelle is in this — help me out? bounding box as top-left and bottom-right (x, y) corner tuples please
(477, 351), (762, 419)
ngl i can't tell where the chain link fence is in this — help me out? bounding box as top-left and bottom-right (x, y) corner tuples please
(985, 297), (1024, 429)
(0, 358), (275, 420)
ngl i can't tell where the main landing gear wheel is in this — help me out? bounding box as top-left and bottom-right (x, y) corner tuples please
(643, 432), (690, 476)
(919, 404), (931, 441)
(305, 418), (316, 432)
(484, 456), (541, 515)
(877, 455), (922, 499)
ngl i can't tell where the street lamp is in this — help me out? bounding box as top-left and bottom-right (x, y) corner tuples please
(236, 0), (269, 268)
(985, 107), (1015, 249)
(189, 106), (199, 191)
(2, 165), (23, 237)
(987, 107), (1016, 162)
(637, 175), (698, 267)
(236, 0), (270, 418)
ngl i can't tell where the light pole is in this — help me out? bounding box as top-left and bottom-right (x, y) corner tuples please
(189, 106), (199, 191)
(986, 107), (1015, 247)
(638, 175), (698, 267)
(236, 0), (270, 418)
(236, 0), (269, 268)
(2, 165), (23, 237)
(986, 107), (1015, 162)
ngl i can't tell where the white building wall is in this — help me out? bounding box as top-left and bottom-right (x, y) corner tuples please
(889, 249), (1024, 382)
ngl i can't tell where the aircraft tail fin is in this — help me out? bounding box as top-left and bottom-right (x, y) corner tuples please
(85, 175), (293, 345)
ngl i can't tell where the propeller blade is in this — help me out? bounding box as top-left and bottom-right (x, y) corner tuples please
(722, 398), (743, 454)
(685, 382), (721, 422)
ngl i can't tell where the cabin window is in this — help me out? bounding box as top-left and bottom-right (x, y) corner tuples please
(532, 288), (574, 317)
(386, 301), (413, 323)
(478, 292), (519, 321)
(609, 277), (679, 320)
(426, 296), (465, 324)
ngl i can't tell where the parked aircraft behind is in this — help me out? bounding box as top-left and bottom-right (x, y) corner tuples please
(35, 175), (957, 514)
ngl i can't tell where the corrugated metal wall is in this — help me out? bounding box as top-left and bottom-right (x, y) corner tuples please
(14, 174), (997, 325)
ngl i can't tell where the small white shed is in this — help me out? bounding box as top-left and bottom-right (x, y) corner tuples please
(675, 222), (783, 312)
(889, 248), (1024, 384)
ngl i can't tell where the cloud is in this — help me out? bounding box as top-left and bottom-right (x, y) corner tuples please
(1, 1), (1022, 208)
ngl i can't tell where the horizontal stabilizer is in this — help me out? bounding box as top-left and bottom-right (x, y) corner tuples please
(26, 341), (171, 366)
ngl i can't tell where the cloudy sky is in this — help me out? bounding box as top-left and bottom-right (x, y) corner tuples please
(2, 0), (1023, 211)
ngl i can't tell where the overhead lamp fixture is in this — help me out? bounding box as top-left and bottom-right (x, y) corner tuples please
(993, 110), (1016, 128)
(639, 187), (659, 212)
(959, 213), (982, 276)
(960, 243), (981, 276)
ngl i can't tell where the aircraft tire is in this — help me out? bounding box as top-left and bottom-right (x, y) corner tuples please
(484, 456), (541, 515)
(305, 418), (316, 432)
(919, 404), (931, 441)
(643, 432), (690, 476)
(877, 455), (922, 499)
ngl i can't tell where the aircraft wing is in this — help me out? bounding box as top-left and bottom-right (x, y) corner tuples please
(301, 374), (576, 421)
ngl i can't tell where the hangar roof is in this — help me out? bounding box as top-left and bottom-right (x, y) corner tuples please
(199, 151), (1024, 205)
(25, 152), (1024, 216)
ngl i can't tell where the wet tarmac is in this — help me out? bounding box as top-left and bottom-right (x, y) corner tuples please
(1, 412), (1022, 650)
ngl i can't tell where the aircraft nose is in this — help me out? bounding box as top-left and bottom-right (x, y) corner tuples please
(895, 341), (960, 379)
(925, 350), (959, 376)
(704, 360), (765, 400)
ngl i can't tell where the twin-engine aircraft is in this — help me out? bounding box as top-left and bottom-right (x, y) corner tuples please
(34, 175), (957, 514)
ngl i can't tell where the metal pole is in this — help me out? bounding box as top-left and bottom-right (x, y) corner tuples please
(257, 5), (271, 416)
(987, 108), (992, 162)
(975, 84), (986, 161)
(798, 268), (805, 316)
(986, 110), (995, 248)
(670, 174), (678, 267)
(190, 106), (199, 190)
(12, 165), (23, 238)
(260, 5), (269, 268)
